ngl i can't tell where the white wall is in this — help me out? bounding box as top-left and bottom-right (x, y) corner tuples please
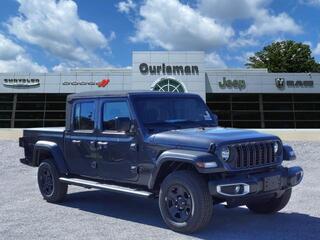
(132, 51), (206, 99)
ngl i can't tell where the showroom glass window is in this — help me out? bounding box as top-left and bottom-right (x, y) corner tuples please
(73, 102), (95, 131)
(102, 101), (130, 131)
(153, 78), (186, 93)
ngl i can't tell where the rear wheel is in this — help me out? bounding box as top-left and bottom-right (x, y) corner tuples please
(246, 188), (292, 214)
(38, 159), (68, 203)
(159, 170), (213, 233)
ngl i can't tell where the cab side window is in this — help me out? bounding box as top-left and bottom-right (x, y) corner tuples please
(103, 101), (130, 131)
(74, 102), (95, 131)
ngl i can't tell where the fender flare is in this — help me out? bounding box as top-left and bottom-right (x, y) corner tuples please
(283, 144), (296, 161)
(148, 149), (215, 189)
(33, 140), (68, 175)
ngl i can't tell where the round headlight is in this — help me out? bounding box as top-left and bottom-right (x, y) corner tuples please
(221, 146), (230, 161)
(273, 142), (279, 154)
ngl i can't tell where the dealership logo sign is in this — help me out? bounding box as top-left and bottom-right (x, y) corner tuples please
(139, 63), (199, 75)
(62, 79), (110, 87)
(97, 79), (110, 88)
(3, 78), (40, 88)
(275, 78), (313, 89)
(219, 77), (246, 90)
(275, 78), (285, 89)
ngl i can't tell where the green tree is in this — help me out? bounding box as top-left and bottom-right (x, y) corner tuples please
(246, 40), (320, 72)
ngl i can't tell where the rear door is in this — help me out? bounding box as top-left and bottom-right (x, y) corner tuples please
(96, 98), (139, 182)
(65, 100), (98, 178)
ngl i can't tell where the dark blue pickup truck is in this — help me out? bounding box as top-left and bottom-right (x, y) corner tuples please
(20, 91), (303, 233)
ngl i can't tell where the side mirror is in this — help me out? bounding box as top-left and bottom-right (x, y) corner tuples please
(115, 117), (132, 132)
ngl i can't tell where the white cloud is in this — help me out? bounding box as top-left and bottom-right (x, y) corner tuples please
(198, 0), (266, 21)
(52, 63), (71, 72)
(243, 11), (302, 37)
(199, 0), (301, 37)
(234, 51), (255, 63)
(303, 41), (312, 48)
(0, 34), (24, 60)
(0, 33), (47, 73)
(117, 0), (136, 13)
(314, 43), (320, 55)
(229, 37), (259, 48)
(130, 0), (234, 51)
(127, 0), (301, 52)
(300, 0), (320, 6)
(204, 52), (227, 68)
(7, 0), (111, 66)
(0, 55), (47, 73)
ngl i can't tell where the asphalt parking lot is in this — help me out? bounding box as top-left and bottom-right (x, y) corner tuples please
(1, 139), (320, 240)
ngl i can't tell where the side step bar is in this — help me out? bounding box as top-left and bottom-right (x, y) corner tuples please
(59, 177), (154, 198)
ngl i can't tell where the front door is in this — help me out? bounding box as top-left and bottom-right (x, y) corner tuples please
(65, 100), (98, 178)
(96, 99), (139, 182)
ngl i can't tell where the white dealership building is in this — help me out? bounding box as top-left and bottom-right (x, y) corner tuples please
(0, 51), (319, 128)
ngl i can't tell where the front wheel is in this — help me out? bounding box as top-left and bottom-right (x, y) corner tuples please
(38, 159), (68, 203)
(159, 170), (213, 233)
(246, 188), (292, 214)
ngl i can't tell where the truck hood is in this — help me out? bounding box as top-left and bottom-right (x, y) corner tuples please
(150, 127), (279, 150)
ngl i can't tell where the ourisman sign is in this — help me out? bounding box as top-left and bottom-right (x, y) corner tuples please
(139, 63), (199, 75)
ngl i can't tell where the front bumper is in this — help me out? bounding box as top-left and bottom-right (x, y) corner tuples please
(208, 166), (303, 199)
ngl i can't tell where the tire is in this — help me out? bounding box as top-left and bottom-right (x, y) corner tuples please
(159, 170), (213, 233)
(37, 159), (68, 203)
(246, 188), (292, 214)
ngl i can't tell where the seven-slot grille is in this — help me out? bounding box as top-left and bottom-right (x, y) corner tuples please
(229, 142), (277, 169)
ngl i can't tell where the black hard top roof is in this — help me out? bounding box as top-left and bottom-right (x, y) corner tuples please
(67, 91), (198, 101)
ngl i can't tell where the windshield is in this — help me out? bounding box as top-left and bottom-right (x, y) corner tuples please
(132, 96), (217, 131)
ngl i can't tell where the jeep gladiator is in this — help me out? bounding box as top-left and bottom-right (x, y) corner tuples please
(19, 91), (303, 233)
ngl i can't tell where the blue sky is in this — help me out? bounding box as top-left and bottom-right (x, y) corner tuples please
(0, 0), (319, 72)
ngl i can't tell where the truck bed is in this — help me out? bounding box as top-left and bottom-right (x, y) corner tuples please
(24, 127), (65, 132)
(20, 127), (66, 165)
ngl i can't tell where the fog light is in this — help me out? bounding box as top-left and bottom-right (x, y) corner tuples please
(217, 183), (250, 196)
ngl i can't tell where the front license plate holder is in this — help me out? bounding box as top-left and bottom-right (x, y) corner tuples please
(264, 175), (281, 191)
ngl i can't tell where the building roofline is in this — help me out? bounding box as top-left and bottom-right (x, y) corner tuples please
(69, 68), (132, 72)
(204, 68), (268, 73)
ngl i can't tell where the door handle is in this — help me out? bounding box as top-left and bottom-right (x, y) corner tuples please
(72, 140), (81, 144)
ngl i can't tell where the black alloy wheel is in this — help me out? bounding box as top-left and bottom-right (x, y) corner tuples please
(159, 170), (213, 233)
(165, 184), (193, 223)
(37, 159), (68, 203)
(38, 165), (54, 196)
